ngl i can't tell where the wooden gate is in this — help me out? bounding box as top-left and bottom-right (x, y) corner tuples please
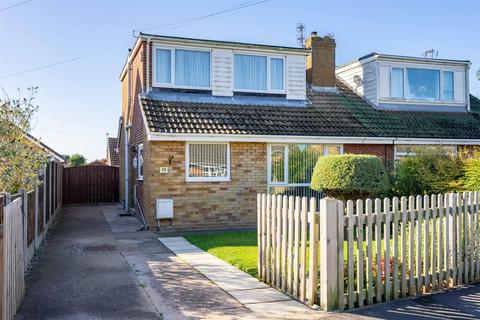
(63, 166), (119, 205)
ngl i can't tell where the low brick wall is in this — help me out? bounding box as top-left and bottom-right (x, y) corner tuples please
(143, 141), (268, 230)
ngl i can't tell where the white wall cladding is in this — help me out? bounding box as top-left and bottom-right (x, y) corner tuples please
(212, 49), (234, 97)
(336, 61), (377, 104)
(286, 55), (307, 100)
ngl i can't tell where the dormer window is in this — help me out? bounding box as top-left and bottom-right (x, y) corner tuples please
(154, 47), (211, 89)
(234, 54), (285, 92)
(390, 67), (455, 102)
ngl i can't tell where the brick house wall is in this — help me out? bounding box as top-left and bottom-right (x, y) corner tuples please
(119, 40), (147, 210)
(344, 144), (395, 163)
(142, 141), (268, 230)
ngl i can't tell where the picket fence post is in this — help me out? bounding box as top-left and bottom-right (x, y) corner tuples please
(319, 197), (340, 311)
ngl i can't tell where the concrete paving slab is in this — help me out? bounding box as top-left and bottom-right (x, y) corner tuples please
(229, 287), (292, 304)
(245, 299), (313, 313)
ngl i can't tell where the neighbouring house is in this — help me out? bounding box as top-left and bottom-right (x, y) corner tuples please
(117, 31), (480, 231)
(106, 137), (119, 166)
(86, 159), (108, 166)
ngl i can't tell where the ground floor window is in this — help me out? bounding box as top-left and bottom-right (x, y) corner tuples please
(267, 144), (342, 198)
(186, 142), (230, 182)
(394, 144), (457, 160)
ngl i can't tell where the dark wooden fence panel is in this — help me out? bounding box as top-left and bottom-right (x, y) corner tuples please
(63, 166), (119, 205)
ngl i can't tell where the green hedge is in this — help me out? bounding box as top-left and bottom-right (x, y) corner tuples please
(311, 154), (389, 201)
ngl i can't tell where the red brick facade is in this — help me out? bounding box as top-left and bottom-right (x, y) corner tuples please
(344, 144), (395, 163)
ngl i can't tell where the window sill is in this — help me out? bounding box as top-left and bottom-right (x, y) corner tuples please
(185, 177), (231, 183)
(137, 177), (144, 181)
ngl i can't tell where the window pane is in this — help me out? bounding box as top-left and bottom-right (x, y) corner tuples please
(270, 58), (284, 90)
(188, 144), (228, 178)
(287, 144), (323, 184)
(391, 68), (404, 98)
(175, 49), (210, 87)
(405, 68), (440, 101)
(139, 147), (144, 177)
(155, 49), (171, 84)
(234, 54), (267, 90)
(443, 71), (454, 101)
(270, 145), (285, 183)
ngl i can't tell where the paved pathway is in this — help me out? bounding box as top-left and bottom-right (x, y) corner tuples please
(159, 237), (315, 317)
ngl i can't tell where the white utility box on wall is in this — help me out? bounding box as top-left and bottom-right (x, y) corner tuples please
(156, 198), (174, 219)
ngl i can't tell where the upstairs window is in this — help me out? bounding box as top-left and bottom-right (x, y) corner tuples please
(234, 54), (284, 92)
(391, 68), (404, 98)
(443, 71), (454, 101)
(406, 68), (440, 101)
(389, 67), (455, 102)
(154, 47), (211, 88)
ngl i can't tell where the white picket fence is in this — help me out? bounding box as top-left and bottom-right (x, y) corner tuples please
(257, 191), (480, 311)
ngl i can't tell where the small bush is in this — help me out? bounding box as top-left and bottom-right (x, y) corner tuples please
(393, 149), (463, 196)
(310, 154), (389, 201)
(459, 150), (480, 191)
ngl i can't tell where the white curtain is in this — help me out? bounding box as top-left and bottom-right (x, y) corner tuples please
(175, 49), (210, 87)
(270, 58), (284, 90)
(234, 54), (267, 90)
(155, 49), (171, 84)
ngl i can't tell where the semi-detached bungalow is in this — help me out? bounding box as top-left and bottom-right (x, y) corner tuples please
(117, 31), (480, 231)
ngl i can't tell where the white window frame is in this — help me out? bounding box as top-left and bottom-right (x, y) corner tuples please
(152, 45), (212, 90)
(137, 144), (144, 180)
(267, 144), (343, 188)
(233, 52), (286, 94)
(185, 142), (231, 182)
(388, 65), (456, 102)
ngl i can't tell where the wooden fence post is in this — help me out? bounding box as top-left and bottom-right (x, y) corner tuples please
(34, 186), (39, 250)
(21, 189), (28, 268)
(319, 197), (340, 311)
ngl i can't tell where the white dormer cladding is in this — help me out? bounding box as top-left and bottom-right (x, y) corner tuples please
(148, 36), (308, 100)
(336, 54), (470, 112)
(286, 55), (307, 100)
(212, 49), (234, 97)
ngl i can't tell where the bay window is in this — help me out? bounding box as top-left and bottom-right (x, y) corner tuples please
(389, 67), (455, 102)
(154, 47), (211, 88)
(186, 143), (230, 182)
(234, 53), (285, 92)
(268, 144), (342, 198)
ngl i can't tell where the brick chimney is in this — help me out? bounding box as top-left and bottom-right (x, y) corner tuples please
(305, 32), (336, 88)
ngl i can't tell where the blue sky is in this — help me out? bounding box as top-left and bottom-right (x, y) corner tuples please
(1, 0), (479, 161)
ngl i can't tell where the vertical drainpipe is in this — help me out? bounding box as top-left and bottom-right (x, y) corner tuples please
(124, 56), (132, 212)
(466, 63), (471, 112)
(146, 37), (151, 93)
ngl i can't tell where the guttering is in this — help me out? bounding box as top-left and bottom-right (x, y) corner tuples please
(146, 37), (151, 93)
(146, 132), (480, 145)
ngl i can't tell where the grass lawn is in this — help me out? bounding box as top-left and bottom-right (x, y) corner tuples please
(184, 230), (393, 279)
(185, 231), (258, 277)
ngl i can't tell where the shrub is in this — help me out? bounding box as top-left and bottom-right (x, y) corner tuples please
(393, 149), (463, 196)
(459, 150), (480, 191)
(310, 154), (389, 201)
